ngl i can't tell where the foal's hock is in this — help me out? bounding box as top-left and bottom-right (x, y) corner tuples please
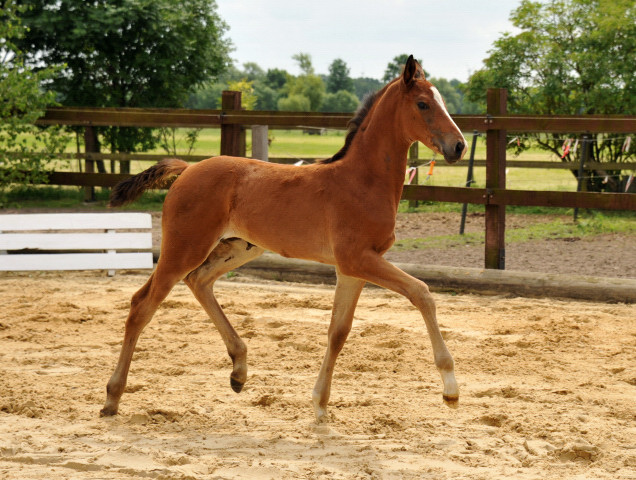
(101, 55), (467, 422)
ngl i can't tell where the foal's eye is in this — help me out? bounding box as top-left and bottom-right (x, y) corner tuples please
(417, 101), (430, 110)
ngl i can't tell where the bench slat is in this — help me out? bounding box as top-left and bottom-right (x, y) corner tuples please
(0, 232), (152, 250)
(0, 252), (153, 271)
(0, 213), (152, 231)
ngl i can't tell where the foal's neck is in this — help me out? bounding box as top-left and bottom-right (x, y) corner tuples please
(345, 88), (412, 206)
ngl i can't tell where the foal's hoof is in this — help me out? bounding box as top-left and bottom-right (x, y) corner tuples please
(99, 406), (118, 417)
(230, 377), (244, 393)
(443, 394), (459, 409)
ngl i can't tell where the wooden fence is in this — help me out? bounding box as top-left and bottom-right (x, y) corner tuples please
(33, 88), (636, 270)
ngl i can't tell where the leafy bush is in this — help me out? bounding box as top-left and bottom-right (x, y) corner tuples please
(0, 2), (69, 205)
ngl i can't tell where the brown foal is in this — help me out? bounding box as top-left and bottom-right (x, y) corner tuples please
(101, 55), (467, 422)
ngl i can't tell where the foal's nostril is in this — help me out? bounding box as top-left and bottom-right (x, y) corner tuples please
(455, 141), (465, 155)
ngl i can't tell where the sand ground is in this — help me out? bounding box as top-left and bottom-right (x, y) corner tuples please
(1, 271), (635, 479)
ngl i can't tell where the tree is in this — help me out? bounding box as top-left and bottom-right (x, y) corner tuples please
(277, 94), (311, 112)
(465, 0), (636, 192)
(326, 59), (354, 94)
(227, 79), (257, 110)
(185, 82), (226, 109)
(0, 1), (69, 204)
(352, 77), (383, 101)
(383, 54), (426, 83)
(279, 54), (325, 111)
(253, 83), (279, 110)
(292, 52), (314, 75)
(320, 90), (359, 113)
(264, 68), (288, 91)
(286, 75), (325, 111)
(242, 62), (265, 82)
(15, 0), (231, 172)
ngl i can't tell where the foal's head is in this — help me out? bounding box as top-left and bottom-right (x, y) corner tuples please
(397, 55), (467, 163)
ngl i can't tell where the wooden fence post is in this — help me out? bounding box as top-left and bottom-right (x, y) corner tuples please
(485, 88), (507, 269)
(83, 126), (98, 202)
(220, 91), (246, 157)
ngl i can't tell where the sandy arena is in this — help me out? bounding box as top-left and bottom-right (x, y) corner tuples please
(1, 270), (635, 479)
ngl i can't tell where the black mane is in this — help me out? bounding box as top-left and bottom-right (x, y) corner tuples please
(318, 90), (380, 164)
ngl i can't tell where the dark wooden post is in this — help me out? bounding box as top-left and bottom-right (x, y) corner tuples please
(220, 91), (246, 157)
(408, 142), (419, 209)
(83, 126), (98, 202)
(573, 134), (590, 222)
(485, 88), (507, 269)
(459, 131), (480, 234)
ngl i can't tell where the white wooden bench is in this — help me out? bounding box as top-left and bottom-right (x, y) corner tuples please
(0, 213), (154, 276)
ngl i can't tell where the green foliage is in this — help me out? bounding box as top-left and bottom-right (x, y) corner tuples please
(277, 94), (311, 112)
(242, 62), (265, 82)
(287, 75), (325, 111)
(264, 69), (288, 91)
(0, 1), (69, 204)
(465, 0), (635, 192)
(277, 56), (326, 112)
(383, 54), (426, 83)
(15, 0), (231, 161)
(253, 83), (279, 110)
(353, 77), (383, 100)
(326, 59), (354, 94)
(320, 90), (360, 113)
(227, 79), (257, 110)
(156, 128), (200, 157)
(165, 50), (475, 115)
(292, 52), (315, 75)
(185, 82), (226, 109)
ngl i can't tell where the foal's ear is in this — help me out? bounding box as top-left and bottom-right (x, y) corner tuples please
(402, 54), (422, 86)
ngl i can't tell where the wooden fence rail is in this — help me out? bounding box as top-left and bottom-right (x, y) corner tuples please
(37, 106), (635, 133)
(30, 89), (636, 270)
(51, 152), (636, 172)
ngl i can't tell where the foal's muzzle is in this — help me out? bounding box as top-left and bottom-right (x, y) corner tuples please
(442, 140), (466, 163)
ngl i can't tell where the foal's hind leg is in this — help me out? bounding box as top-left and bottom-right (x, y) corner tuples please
(184, 239), (264, 393)
(100, 264), (183, 416)
(312, 272), (365, 423)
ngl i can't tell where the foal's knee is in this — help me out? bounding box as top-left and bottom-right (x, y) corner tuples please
(405, 281), (436, 313)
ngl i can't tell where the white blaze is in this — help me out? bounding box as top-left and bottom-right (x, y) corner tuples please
(431, 86), (461, 132)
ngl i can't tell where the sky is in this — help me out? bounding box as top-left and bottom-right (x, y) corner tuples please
(215, 0), (523, 83)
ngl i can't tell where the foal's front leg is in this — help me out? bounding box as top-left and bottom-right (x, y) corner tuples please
(339, 252), (459, 405)
(312, 272), (365, 423)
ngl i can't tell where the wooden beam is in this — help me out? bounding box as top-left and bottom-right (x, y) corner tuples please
(47, 171), (131, 187)
(38, 107), (634, 133)
(488, 189), (636, 210)
(401, 185), (489, 204)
